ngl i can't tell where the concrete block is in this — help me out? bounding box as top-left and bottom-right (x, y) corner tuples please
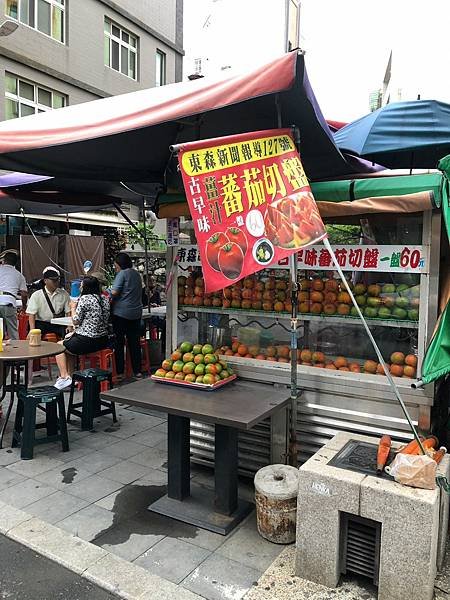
(295, 446), (365, 588)
(437, 455), (450, 571)
(0, 503), (32, 533)
(361, 474), (439, 600)
(84, 552), (171, 599)
(8, 517), (108, 574)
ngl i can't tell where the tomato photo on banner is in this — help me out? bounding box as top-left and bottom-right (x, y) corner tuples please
(177, 128), (327, 292)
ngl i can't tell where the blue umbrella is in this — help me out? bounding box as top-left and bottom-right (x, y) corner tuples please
(334, 100), (450, 169)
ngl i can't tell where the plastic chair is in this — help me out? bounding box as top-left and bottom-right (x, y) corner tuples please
(125, 338), (151, 378)
(79, 349), (117, 390)
(18, 312), (29, 340)
(13, 386), (69, 460)
(67, 368), (116, 431)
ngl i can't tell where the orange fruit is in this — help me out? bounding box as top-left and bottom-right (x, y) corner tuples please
(364, 360), (377, 374)
(312, 278), (324, 291)
(405, 354), (417, 367)
(300, 349), (312, 362)
(334, 356), (348, 369)
(403, 365), (417, 378)
(390, 364), (404, 377)
(390, 352), (405, 365)
(171, 350), (182, 361)
(237, 344), (248, 356)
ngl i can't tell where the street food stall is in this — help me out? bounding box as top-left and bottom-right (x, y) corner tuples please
(163, 169), (446, 472)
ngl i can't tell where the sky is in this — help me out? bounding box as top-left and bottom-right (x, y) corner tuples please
(183, 0), (450, 121)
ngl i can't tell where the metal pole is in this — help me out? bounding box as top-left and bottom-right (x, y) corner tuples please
(289, 252), (299, 467)
(142, 197), (151, 312)
(323, 237), (426, 455)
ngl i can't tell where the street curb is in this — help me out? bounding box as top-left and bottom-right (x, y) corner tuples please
(0, 501), (201, 600)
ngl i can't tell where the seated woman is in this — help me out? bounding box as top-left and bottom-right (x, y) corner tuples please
(54, 276), (110, 390)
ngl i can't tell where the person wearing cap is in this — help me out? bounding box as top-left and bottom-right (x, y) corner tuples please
(26, 266), (70, 338)
(0, 249), (28, 340)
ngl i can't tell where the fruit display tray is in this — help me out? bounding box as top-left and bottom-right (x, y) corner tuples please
(150, 373), (237, 391)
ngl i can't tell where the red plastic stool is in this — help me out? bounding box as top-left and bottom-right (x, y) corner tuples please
(18, 312), (29, 340)
(125, 338), (151, 378)
(79, 349), (117, 391)
(42, 333), (59, 379)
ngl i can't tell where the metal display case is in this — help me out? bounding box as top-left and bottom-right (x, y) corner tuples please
(165, 174), (442, 471)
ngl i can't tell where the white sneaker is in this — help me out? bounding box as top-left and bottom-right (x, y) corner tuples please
(54, 376), (72, 390)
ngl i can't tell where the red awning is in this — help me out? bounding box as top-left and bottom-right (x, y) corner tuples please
(0, 52), (376, 183)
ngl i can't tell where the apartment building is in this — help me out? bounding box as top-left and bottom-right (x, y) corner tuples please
(0, 0), (183, 230)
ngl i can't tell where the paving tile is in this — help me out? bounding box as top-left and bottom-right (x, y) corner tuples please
(26, 490), (89, 524)
(94, 514), (167, 561)
(66, 450), (122, 474)
(182, 552), (261, 600)
(98, 460), (151, 484)
(34, 464), (92, 490)
(0, 466), (26, 491)
(106, 439), (148, 459)
(0, 478), (56, 509)
(65, 473), (123, 503)
(130, 430), (167, 448)
(135, 536), (210, 584)
(57, 503), (118, 542)
(72, 432), (116, 450)
(6, 455), (64, 478)
(43, 441), (92, 463)
(168, 519), (227, 552)
(93, 473), (166, 513)
(152, 421), (168, 434)
(128, 447), (168, 470)
(0, 447), (21, 466)
(216, 513), (283, 572)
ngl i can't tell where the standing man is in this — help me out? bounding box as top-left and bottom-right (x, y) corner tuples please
(27, 266), (70, 338)
(0, 249), (28, 340)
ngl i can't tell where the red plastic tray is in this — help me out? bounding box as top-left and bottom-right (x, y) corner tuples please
(150, 373), (237, 391)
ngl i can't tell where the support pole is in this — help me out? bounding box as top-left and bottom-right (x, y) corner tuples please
(323, 237), (426, 455)
(289, 252), (299, 467)
(141, 197), (151, 312)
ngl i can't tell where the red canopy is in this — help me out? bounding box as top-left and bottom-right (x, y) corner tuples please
(0, 52), (375, 183)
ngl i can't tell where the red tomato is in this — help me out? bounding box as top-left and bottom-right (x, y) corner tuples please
(206, 232), (229, 271)
(226, 228), (248, 255)
(218, 243), (244, 280)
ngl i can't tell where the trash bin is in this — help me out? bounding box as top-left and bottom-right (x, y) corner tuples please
(254, 464), (299, 544)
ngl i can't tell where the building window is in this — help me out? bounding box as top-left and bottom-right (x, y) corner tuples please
(6, 0), (65, 43)
(194, 57), (202, 76)
(104, 17), (137, 80)
(5, 73), (66, 120)
(156, 49), (166, 87)
(287, 0), (299, 51)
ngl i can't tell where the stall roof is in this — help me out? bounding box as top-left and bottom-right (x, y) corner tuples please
(310, 172), (445, 207)
(0, 52), (379, 184)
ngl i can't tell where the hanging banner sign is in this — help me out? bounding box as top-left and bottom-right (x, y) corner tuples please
(177, 128), (327, 292)
(177, 244), (428, 274)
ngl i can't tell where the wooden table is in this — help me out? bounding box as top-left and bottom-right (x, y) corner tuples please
(0, 341), (64, 448)
(101, 379), (289, 534)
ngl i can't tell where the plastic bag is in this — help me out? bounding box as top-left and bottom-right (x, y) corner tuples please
(386, 453), (437, 489)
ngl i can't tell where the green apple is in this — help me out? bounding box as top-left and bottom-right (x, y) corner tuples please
(392, 307), (407, 320)
(408, 309), (419, 321)
(378, 307), (392, 319)
(395, 297), (409, 309)
(355, 295), (366, 306)
(364, 307), (378, 318)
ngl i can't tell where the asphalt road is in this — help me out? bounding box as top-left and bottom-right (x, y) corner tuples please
(0, 534), (117, 600)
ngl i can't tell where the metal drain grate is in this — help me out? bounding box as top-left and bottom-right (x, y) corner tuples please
(340, 513), (381, 585)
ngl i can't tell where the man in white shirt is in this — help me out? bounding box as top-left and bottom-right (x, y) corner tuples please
(0, 249), (28, 340)
(27, 266), (70, 338)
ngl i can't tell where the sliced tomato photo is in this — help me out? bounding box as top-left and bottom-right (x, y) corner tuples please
(206, 232), (229, 271)
(218, 242), (244, 280)
(226, 228), (248, 255)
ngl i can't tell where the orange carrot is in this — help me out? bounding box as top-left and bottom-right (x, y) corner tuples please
(377, 435), (391, 474)
(415, 436), (439, 454)
(398, 436), (425, 455)
(433, 448), (447, 464)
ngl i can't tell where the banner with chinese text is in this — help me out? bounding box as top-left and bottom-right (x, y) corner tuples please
(176, 244), (428, 274)
(177, 129), (326, 292)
